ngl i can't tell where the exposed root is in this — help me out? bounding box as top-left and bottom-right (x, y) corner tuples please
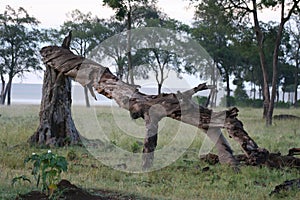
(270, 178), (300, 196)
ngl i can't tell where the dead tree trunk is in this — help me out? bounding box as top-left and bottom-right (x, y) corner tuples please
(38, 44), (270, 168)
(29, 32), (81, 147)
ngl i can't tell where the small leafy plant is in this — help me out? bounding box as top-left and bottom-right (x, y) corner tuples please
(131, 141), (142, 153)
(24, 150), (68, 195)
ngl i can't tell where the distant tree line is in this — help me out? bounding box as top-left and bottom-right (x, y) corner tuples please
(0, 0), (299, 126)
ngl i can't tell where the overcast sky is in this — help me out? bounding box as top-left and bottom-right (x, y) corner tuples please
(0, 0), (197, 84)
(0, 0), (281, 84)
(0, 0), (195, 28)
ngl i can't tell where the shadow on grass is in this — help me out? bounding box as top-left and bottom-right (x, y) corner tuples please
(16, 179), (159, 200)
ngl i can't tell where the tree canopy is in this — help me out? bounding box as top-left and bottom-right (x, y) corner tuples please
(1, 1), (300, 125)
(0, 5), (42, 105)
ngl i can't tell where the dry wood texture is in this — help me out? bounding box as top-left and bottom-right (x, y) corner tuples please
(39, 45), (278, 169)
(30, 32), (81, 146)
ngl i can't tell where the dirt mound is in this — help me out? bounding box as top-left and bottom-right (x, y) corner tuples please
(15, 179), (154, 200)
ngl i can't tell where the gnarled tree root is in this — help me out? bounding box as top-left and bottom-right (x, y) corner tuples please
(201, 149), (300, 169)
(270, 178), (300, 196)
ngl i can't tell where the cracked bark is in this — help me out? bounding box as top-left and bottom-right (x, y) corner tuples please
(29, 32), (81, 147)
(142, 112), (159, 170)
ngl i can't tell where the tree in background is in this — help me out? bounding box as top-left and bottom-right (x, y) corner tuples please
(235, 25), (262, 100)
(239, 22), (291, 102)
(96, 2), (191, 94)
(61, 10), (111, 57)
(60, 10), (111, 107)
(0, 6), (42, 105)
(0, 58), (6, 103)
(191, 0), (239, 107)
(131, 12), (192, 95)
(233, 77), (249, 105)
(40, 10), (112, 107)
(286, 16), (300, 106)
(102, 0), (157, 85)
(222, 0), (300, 125)
(133, 47), (181, 94)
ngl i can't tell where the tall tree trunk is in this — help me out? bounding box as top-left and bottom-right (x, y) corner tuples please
(117, 59), (124, 81)
(213, 89), (218, 107)
(276, 88), (279, 103)
(210, 70), (217, 108)
(267, 1), (290, 125)
(225, 72), (231, 107)
(82, 51), (90, 108)
(258, 85), (262, 100)
(29, 32), (81, 147)
(7, 77), (12, 106)
(142, 113), (159, 170)
(157, 83), (162, 95)
(252, 0), (270, 120)
(127, 10), (134, 85)
(0, 74), (5, 104)
(294, 53), (299, 107)
(1, 78), (11, 105)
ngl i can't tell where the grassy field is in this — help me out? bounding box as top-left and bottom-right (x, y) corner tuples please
(0, 105), (300, 199)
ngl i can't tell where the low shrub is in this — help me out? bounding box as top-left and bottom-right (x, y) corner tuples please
(220, 96), (236, 107)
(192, 96), (208, 106)
(275, 101), (291, 108)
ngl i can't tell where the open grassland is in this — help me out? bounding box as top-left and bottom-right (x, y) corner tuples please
(0, 105), (300, 199)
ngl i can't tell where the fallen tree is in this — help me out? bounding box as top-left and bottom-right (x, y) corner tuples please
(38, 42), (300, 170)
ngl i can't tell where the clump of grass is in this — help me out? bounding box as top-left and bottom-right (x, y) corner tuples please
(1, 105), (300, 199)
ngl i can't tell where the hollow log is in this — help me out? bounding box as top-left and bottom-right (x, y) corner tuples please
(39, 45), (269, 168)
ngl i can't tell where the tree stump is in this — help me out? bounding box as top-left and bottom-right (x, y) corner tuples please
(29, 32), (81, 147)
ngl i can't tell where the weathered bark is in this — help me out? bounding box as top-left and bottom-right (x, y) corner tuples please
(142, 113), (159, 170)
(288, 148), (300, 156)
(29, 32), (81, 147)
(39, 45), (270, 168)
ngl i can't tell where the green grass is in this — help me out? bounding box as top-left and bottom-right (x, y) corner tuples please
(0, 105), (300, 199)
